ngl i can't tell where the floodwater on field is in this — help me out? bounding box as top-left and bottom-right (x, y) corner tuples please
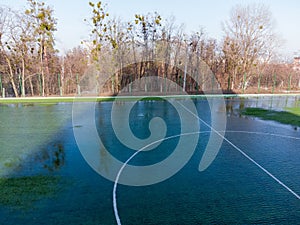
(0, 96), (299, 224)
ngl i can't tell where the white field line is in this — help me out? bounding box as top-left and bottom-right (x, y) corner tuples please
(112, 129), (300, 225)
(113, 131), (202, 225)
(178, 101), (300, 201)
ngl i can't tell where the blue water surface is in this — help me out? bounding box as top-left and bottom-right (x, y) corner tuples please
(0, 96), (299, 224)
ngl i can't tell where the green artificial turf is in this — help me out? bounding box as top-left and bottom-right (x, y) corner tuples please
(242, 107), (300, 127)
(0, 94), (298, 104)
(0, 175), (62, 209)
(286, 106), (300, 116)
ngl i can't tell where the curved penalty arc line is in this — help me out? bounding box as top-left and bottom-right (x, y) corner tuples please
(113, 131), (203, 225)
(113, 129), (300, 225)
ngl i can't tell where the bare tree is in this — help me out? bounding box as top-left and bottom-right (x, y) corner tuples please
(62, 47), (89, 94)
(222, 3), (280, 90)
(106, 18), (132, 93)
(25, 0), (57, 96)
(10, 12), (36, 97)
(0, 6), (19, 97)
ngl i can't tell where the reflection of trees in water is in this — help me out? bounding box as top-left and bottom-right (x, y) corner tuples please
(35, 143), (65, 172)
(225, 97), (300, 117)
(99, 146), (111, 174)
(226, 100), (233, 115)
(226, 98), (245, 117)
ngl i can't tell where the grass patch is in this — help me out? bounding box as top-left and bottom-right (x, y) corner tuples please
(0, 94), (299, 104)
(0, 175), (62, 210)
(0, 96), (157, 104)
(0, 96), (188, 104)
(285, 106), (300, 116)
(242, 107), (300, 127)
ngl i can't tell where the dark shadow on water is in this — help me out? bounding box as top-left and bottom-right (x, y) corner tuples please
(35, 143), (65, 172)
(0, 141), (68, 210)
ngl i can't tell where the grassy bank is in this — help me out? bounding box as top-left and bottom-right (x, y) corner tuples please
(286, 106), (300, 116)
(242, 107), (300, 127)
(0, 95), (211, 104)
(0, 96), (176, 104)
(0, 93), (299, 104)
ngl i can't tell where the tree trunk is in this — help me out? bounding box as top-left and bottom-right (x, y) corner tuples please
(21, 58), (26, 97)
(40, 53), (45, 96)
(183, 45), (189, 92)
(5, 57), (19, 97)
(231, 69), (237, 90)
(44, 45), (50, 96)
(29, 76), (34, 96)
(61, 62), (65, 96)
(40, 40), (45, 97)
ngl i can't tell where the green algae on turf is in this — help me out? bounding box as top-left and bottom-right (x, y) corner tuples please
(0, 104), (71, 176)
(0, 175), (62, 209)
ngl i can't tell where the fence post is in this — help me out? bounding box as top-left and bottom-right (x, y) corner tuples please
(288, 73), (292, 92)
(38, 74), (42, 96)
(58, 73), (62, 96)
(2, 88), (5, 98)
(165, 76), (167, 94)
(257, 73), (261, 93)
(144, 75), (147, 93)
(211, 73), (215, 93)
(76, 74), (81, 96)
(129, 75), (132, 95)
(18, 74), (22, 96)
(0, 74), (2, 97)
(242, 73), (246, 94)
(112, 76), (115, 94)
(272, 73), (276, 94)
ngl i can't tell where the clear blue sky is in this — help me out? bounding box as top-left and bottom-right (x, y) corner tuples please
(2, 0), (300, 57)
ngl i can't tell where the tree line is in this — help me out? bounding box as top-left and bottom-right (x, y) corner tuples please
(0, 0), (299, 97)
